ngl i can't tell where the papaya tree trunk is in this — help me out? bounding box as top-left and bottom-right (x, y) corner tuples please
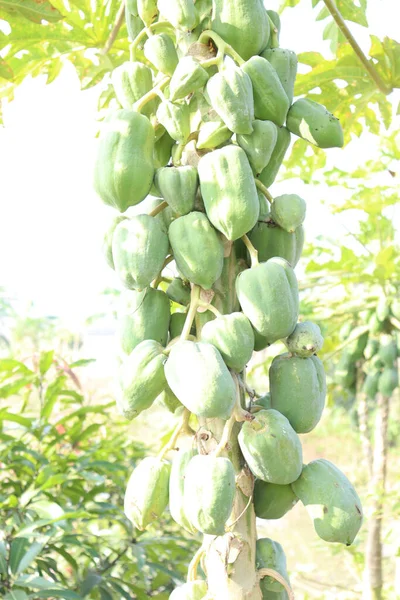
(363, 394), (390, 600)
(356, 364), (373, 477)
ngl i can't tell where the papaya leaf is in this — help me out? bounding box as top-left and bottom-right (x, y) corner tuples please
(0, 0), (63, 23)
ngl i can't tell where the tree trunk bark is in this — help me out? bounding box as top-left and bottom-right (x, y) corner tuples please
(356, 388), (373, 477)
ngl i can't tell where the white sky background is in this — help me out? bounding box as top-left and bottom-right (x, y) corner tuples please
(0, 0), (399, 331)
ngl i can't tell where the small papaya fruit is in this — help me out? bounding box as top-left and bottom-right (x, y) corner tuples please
(156, 100), (190, 143)
(361, 371), (379, 399)
(258, 126), (291, 189)
(196, 119), (232, 150)
(184, 454), (235, 535)
(254, 480), (298, 520)
(269, 353), (326, 433)
(287, 98), (344, 149)
(169, 312), (196, 339)
(376, 295), (391, 322)
(238, 409), (303, 484)
(258, 190), (271, 222)
(102, 215), (127, 270)
(378, 368), (399, 396)
(249, 222), (304, 268)
(261, 49), (297, 105)
(169, 212), (224, 290)
(391, 299), (400, 320)
(253, 329), (270, 352)
(166, 278), (191, 306)
(158, 0), (198, 31)
(378, 334), (397, 366)
(270, 194), (306, 233)
(286, 321), (324, 358)
(138, 0), (158, 24)
(165, 341), (236, 419)
(364, 338), (379, 360)
(253, 393), (271, 410)
(169, 580), (208, 600)
(112, 216), (169, 290)
(236, 258), (299, 343)
(291, 459), (363, 545)
(126, 1), (142, 41)
(158, 384), (182, 413)
(154, 131), (175, 168)
(334, 352), (357, 389)
(237, 120), (278, 175)
(264, 9), (281, 50)
(155, 165), (198, 215)
(111, 62), (155, 115)
(198, 145), (259, 241)
(368, 312), (388, 335)
(169, 448), (198, 533)
(169, 56), (209, 101)
(256, 538), (290, 594)
(124, 457), (170, 530)
(144, 33), (179, 76)
(200, 312), (254, 372)
(346, 328), (369, 361)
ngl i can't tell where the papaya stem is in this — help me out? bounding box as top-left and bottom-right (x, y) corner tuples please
(148, 200), (168, 217)
(200, 55), (222, 69)
(241, 235), (259, 267)
(133, 76), (170, 113)
(255, 179), (273, 203)
(152, 254), (174, 288)
(187, 544), (206, 583)
(181, 285), (201, 340)
(226, 494), (253, 530)
(237, 377), (260, 400)
(267, 15), (279, 49)
(158, 408), (191, 459)
(213, 413), (236, 458)
(198, 30), (245, 66)
(173, 142), (185, 166)
(257, 568), (294, 600)
(130, 21), (175, 60)
(197, 303), (221, 318)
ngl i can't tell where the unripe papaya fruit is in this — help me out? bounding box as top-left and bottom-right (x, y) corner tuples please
(112, 216), (169, 290)
(286, 321), (324, 358)
(196, 120), (232, 150)
(165, 341), (236, 419)
(169, 212), (224, 290)
(198, 145), (259, 240)
(158, 0), (197, 31)
(169, 580), (208, 600)
(144, 33), (179, 76)
(287, 99), (344, 149)
(256, 538), (290, 594)
(269, 353), (326, 433)
(169, 57), (209, 101)
(258, 126), (291, 189)
(261, 49), (297, 105)
(270, 194), (306, 233)
(157, 101), (190, 143)
(111, 62), (155, 115)
(242, 56), (290, 126)
(378, 368), (399, 396)
(211, 0), (269, 61)
(249, 222), (304, 269)
(126, 1), (142, 41)
(258, 190), (271, 222)
(119, 340), (167, 419)
(124, 457), (170, 530)
(334, 352), (356, 389)
(102, 215), (127, 270)
(291, 459), (363, 545)
(154, 131), (175, 168)
(184, 454), (235, 535)
(94, 110), (155, 212)
(391, 299), (400, 320)
(236, 258), (299, 343)
(265, 10), (281, 50)
(254, 480), (298, 520)
(155, 165), (198, 215)
(378, 334), (397, 366)
(369, 312), (388, 335)
(167, 278), (191, 306)
(237, 120), (278, 175)
(159, 384), (182, 413)
(364, 338), (379, 360)
(254, 393), (271, 410)
(253, 329), (270, 352)
(201, 312), (254, 372)
(118, 287), (170, 354)
(238, 409), (303, 484)
(138, 0), (158, 25)
(169, 312), (196, 339)
(347, 328), (369, 361)
(169, 448), (198, 533)
(361, 371), (379, 399)
(206, 63), (254, 135)
(376, 296), (390, 322)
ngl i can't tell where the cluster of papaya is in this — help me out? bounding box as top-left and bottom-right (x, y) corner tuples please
(94, 1), (362, 597)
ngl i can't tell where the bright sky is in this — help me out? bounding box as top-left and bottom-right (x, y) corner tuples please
(0, 0), (399, 331)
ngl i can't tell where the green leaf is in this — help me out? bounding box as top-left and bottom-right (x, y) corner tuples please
(9, 537), (29, 574)
(15, 540), (47, 575)
(0, 410), (33, 427)
(0, 540), (7, 575)
(3, 591), (29, 600)
(34, 590), (84, 599)
(69, 359), (96, 368)
(39, 350), (54, 375)
(80, 572), (103, 596)
(14, 574), (63, 590)
(0, 57), (14, 80)
(0, 0), (63, 23)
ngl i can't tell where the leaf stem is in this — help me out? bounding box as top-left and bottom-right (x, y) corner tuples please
(148, 200), (168, 217)
(181, 285), (201, 340)
(257, 568), (294, 600)
(255, 179), (273, 203)
(241, 235), (259, 267)
(158, 408), (191, 459)
(102, 1), (126, 55)
(198, 30), (245, 66)
(133, 77), (170, 113)
(187, 544), (206, 582)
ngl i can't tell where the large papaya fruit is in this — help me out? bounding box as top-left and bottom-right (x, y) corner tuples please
(286, 98), (344, 149)
(144, 33), (179, 75)
(158, 0), (198, 31)
(361, 371), (379, 399)
(169, 448), (198, 533)
(169, 212), (224, 289)
(211, 0), (269, 61)
(117, 287), (170, 354)
(200, 312), (254, 372)
(156, 101), (190, 143)
(111, 62), (155, 115)
(102, 215), (127, 270)
(258, 126), (291, 189)
(378, 368), (399, 396)
(269, 353), (326, 433)
(169, 580), (208, 600)
(291, 459), (363, 545)
(378, 334), (397, 366)
(112, 216), (169, 290)
(124, 457), (170, 530)
(166, 277), (191, 306)
(286, 321), (324, 358)
(238, 409), (303, 484)
(118, 340), (167, 419)
(254, 480), (298, 520)
(155, 165), (198, 215)
(270, 194), (306, 233)
(260, 48), (297, 105)
(154, 131), (175, 169)
(165, 341), (236, 419)
(169, 56), (209, 101)
(241, 56), (290, 126)
(236, 258), (299, 343)
(198, 145), (259, 240)
(183, 454), (235, 535)
(93, 110), (155, 212)
(196, 119), (232, 150)
(237, 120), (278, 175)
(249, 222), (304, 268)
(256, 538), (290, 594)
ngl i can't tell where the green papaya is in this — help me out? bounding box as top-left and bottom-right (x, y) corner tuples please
(118, 340), (167, 419)
(170, 312), (196, 339)
(376, 295), (390, 322)
(137, 0), (158, 25)
(270, 194), (306, 233)
(286, 321), (324, 358)
(362, 371), (379, 399)
(154, 131), (175, 168)
(258, 190), (271, 222)
(261, 49), (297, 105)
(169, 448), (198, 533)
(155, 166), (198, 215)
(258, 126), (291, 189)
(378, 368), (399, 396)
(363, 338), (379, 360)
(238, 409), (303, 484)
(237, 120), (278, 175)
(165, 341), (236, 419)
(287, 98), (344, 149)
(256, 538), (290, 594)
(169, 57), (209, 101)
(242, 56), (290, 126)
(158, 384), (182, 413)
(196, 120), (232, 150)
(124, 457), (170, 530)
(269, 353), (326, 433)
(158, 0), (197, 30)
(291, 459), (363, 545)
(346, 328), (369, 361)
(253, 329), (270, 352)
(391, 299), (400, 320)
(144, 33), (179, 76)
(112, 216), (169, 290)
(156, 100), (190, 143)
(378, 334), (397, 366)
(111, 62), (155, 115)
(169, 580), (208, 600)
(254, 480), (298, 520)
(334, 352), (356, 389)
(264, 10), (281, 50)
(254, 393), (271, 410)
(183, 454), (235, 535)
(169, 212), (224, 289)
(126, 1), (142, 41)
(206, 63), (254, 135)
(166, 278), (191, 306)
(102, 215), (127, 270)
(118, 288), (170, 354)
(211, 0), (269, 61)
(200, 312), (254, 372)
(93, 110), (154, 212)
(236, 258), (299, 343)
(368, 312), (388, 335)
(198, 145), (259, 240)
(249, 222), (304, 269)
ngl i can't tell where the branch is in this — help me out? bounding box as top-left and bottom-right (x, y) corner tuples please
(102, 1), (126, 55)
